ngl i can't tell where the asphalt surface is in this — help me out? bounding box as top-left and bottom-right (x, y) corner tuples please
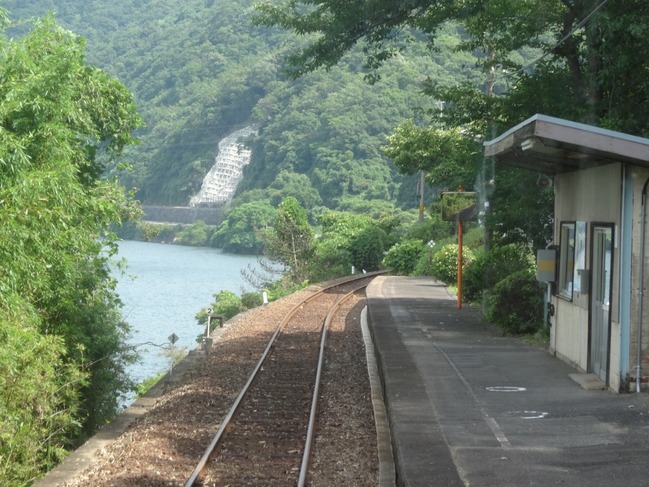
(366, 276), (649, 487)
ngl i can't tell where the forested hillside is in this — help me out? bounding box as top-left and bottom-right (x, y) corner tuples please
(4, 0), (483, 209)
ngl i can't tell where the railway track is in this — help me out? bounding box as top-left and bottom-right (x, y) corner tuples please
(185, 273), (382, 486)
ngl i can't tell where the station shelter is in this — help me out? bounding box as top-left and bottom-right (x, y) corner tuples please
(484, 114), (649, 392)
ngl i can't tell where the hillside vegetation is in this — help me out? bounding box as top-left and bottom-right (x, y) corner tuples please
(5, 0), (483, 210)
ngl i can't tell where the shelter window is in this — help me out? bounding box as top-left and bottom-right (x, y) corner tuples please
(558, 222), (575, 300)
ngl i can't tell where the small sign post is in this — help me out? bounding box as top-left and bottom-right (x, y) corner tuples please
(205, 311), (223, 356)
(168, 333), (179, 375)
(440, 189), (477, 310)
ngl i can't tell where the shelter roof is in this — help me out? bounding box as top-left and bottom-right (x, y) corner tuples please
(483, 114), (649, 174)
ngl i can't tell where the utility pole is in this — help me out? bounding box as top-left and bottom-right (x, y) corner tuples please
(418, 170), (425, 223)
(483, 46), (496, 253)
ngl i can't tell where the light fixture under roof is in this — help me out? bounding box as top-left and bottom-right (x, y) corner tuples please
(521, 138), (536, 151)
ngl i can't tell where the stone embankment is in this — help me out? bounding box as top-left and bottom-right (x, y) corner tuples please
(141, 205), (223, 225)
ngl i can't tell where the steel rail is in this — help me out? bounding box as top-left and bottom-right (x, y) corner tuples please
(297, 282), (368, 487)
(184, 272), (383, 487)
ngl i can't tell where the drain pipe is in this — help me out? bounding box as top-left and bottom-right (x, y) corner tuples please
(637, 178), (649, 392)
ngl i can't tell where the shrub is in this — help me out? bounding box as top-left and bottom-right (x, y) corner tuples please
(241, 291), (263, 309)
(308, 241), (352, 281)
(430, 243), (475, 284)
(175, 220), (208, 246)
(152, 223), (180, 243)
(0, 316), (86, 485)
(413, 249), (434, 276)
(383, 239), (425, 275)
(135, 373), (164, 398)
(463, 225), (484, 249)
(403, 216), (454, 243)
(195, 291), (261, 343)
(211, 290), (242, 320)
(486, 269), (544, 335)
(349, 225), (387, 272)
(463, 243), (534, 302)
(265, 277), (309, 301)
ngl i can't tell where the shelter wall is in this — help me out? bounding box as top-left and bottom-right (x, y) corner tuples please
(552, 299), (588, 371)
(629, 166), (649, 390)
(550, 163), (622, 389)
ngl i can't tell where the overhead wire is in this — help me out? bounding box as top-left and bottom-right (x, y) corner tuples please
(493, 0), (610, 85)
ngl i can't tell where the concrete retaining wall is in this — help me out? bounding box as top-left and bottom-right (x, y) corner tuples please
(142, 205), (223, 225)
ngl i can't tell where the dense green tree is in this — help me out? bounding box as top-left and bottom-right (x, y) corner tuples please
(267, 170), (322, 209)
(0, 309), (86, 485)
(423, 0), (649, 137)
(485, 167), (554, 248)
(0, 13), (141, 484)
(305, 209), (409, 279)
(383, 239), (426, 275)
(316, 210), (376, 246)
(175, 220), (211, 246)
(307, 239), (354, 281)
(349, 225), (387, 272)
(263, 197), (314, 281)
(384, 120), (481, 191)
(315, 211), (376, 266)
(212, 200), (276, 253)
(253, 0), (648, 133)
(254, 0), (649, 248)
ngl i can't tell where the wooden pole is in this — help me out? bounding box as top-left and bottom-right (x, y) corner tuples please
(457, 186), (464, 310)
(458, 220), (463, 310)
(419, 171), (425, 223)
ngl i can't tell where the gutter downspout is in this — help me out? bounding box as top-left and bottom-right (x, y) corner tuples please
(620, 167), (633, 390)
(637, 178), (649, 392)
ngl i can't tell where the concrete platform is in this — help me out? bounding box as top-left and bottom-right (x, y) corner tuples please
(365, 276), (649, 487)
(569, 373), (607, 391)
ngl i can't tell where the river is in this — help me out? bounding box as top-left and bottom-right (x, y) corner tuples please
(113, 240), (260, 398)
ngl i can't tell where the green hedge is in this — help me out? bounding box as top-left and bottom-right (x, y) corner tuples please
(383, 239), (425, 275)
(462, 243), (534, 301)
(485, 269), (544, 335)
(431, 243), (475, 284)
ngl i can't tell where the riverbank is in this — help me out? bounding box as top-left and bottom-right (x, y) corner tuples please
(114, 240), (260, 403)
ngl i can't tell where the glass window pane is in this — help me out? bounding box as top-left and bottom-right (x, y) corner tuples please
(558, 222), (575, 299)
